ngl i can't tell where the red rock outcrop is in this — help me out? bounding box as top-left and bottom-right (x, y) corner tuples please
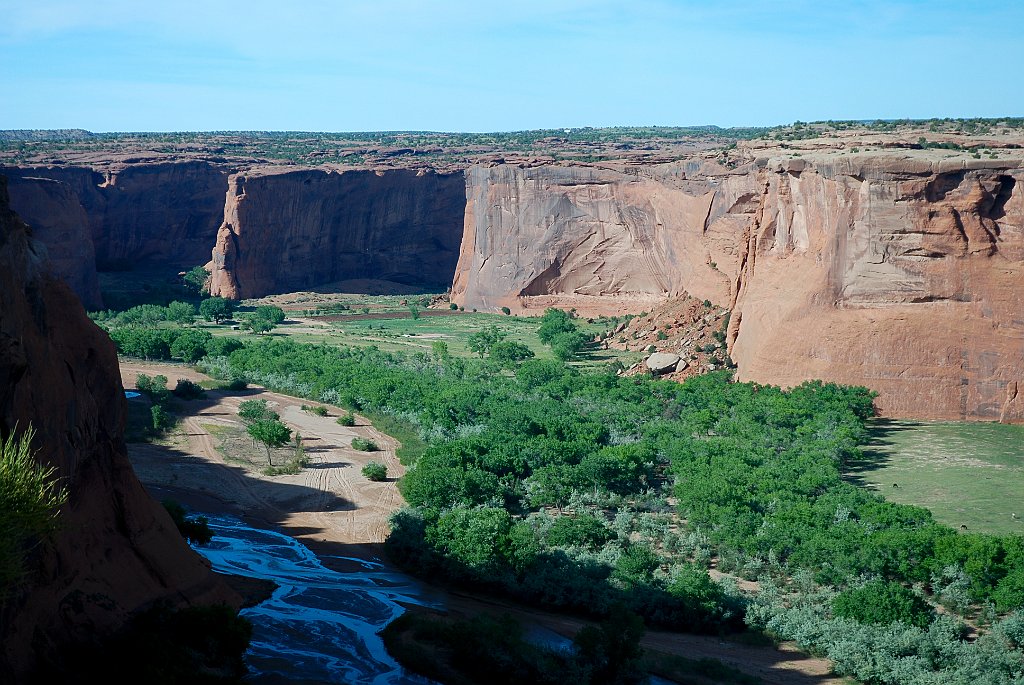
(729, 155), (1024, 422)
(451, 154), (1024, 421)
(451, 163), (741, 313)
(209, 168), (467, 299)
(0, 175), (238, 681)
(4, 174), (102, 309)
(1, 161), (229, 300)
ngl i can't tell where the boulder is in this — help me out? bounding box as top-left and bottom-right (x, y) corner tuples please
(645, 352), (681, 374)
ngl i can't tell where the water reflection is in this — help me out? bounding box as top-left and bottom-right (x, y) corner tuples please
(198, 515), (438, 685)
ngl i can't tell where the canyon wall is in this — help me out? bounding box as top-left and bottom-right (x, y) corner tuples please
(0, 176), (238, 680)
(1, 162), (230, 307)
(208, 168), (467, 299)
(452, 162), (755, 312)
(452, 155), (1024, 421)
(4, 150), (1022, 421)
(3, 174), (102, 309)
(729, 155), (1024, 421)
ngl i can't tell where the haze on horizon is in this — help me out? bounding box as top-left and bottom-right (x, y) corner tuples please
(1, 0), (1021, 133)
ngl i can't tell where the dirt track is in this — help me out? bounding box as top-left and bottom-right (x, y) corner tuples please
(120, 360), (841, 684)
(121, 361), (403, 561)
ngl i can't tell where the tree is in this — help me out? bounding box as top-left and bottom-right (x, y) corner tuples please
(199, 297), (235, 323)
(537, 308), (577, 344)
(243, 315), (275, 335)
(253, 305), (286, 325)
(832, 579), (934, 628)
(166, 301), (196, 326)
(551, 331), (589, 361)
(151, 405), (174, 432)
(467, 325), (506, 358)
(430, 340), (449, 360)
(169, 329), (212, 363)
(408, 305), (420, 320)
(182, 265), (210, 295)
(247, 419), (291, 465)
(489, 340), (534, 368)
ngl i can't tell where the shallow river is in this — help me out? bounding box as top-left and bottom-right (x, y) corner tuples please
(198, 514), (439, 685)
(198, 514), (676, 685)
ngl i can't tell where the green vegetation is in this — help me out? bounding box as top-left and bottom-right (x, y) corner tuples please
(0, 426), (68, 596)
(362, 462), (388, 481)
(162, 499), (213, 545)
(302, 404), (329, 417)
(246, 419), (292, 466)
(351, 437), (378, 452)
(182, 265), (210, 296)
(537, 308), (591, 361)
(852, 420), (1024, 534)
(136, 374), (178, 433)
(196, 330), (1024, 683)
(238, 398), (278, 423)
(381, 608), (646, 685)
(200, 297), (236, 323)
(832, 579), (934, 628)
(172, 378), (206, 400)
(336, 413), (356, 427)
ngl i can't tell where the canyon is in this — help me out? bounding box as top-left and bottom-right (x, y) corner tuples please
(1, 126), (1021, 422)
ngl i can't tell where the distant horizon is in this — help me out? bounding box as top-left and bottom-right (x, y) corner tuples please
(3, 116), (1023, 138)
(3, 2), (1022, 132)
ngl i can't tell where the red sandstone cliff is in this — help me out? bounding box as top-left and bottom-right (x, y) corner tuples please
(451, 154), (1024, 422)
(729, 155), (1024, 422)
(4, 146), (1022, 422)
(3, 175), (102, 309)
(208, 168), (466, 299)
(0, 176), (238, 680)
(1, 162), (229, 304)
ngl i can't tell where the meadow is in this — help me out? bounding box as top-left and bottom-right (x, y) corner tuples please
(850, 420), (1024, 535)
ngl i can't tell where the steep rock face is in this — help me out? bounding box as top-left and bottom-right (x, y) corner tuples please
(730, 155), (1024, 421)
(4, 175), (102, 309)
(451, 156), (1024, 421)
(209, 168), (466, 299)
(1, 161), (229, 287)
(0, 176), (238, 680)
(451, 164), (746, 312)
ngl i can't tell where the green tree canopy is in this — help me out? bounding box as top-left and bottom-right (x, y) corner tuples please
(247, 419), (291, 465)
(199, 297), (236, 323)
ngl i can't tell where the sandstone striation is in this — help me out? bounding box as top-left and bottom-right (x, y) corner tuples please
(0, 175), (238, 681)
(451, 163), (739, 313)
(208, 168), (467, 299)
(729, 154), (1024, 422)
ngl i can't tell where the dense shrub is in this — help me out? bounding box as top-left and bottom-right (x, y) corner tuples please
(832, 579), (934, 628)
(362, 462), (388, 481)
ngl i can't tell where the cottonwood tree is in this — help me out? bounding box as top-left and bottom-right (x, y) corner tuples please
(199, 297), (235, 323)
(247, 419), (291, 465)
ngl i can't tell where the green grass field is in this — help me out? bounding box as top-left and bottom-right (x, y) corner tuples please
(848, 420), (1024, 535)
(209, 303), (643, 371)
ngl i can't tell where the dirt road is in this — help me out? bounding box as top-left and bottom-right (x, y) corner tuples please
(121, 361), (403, 561)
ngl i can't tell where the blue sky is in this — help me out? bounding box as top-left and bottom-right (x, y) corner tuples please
(1, 1), (1021, 132)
